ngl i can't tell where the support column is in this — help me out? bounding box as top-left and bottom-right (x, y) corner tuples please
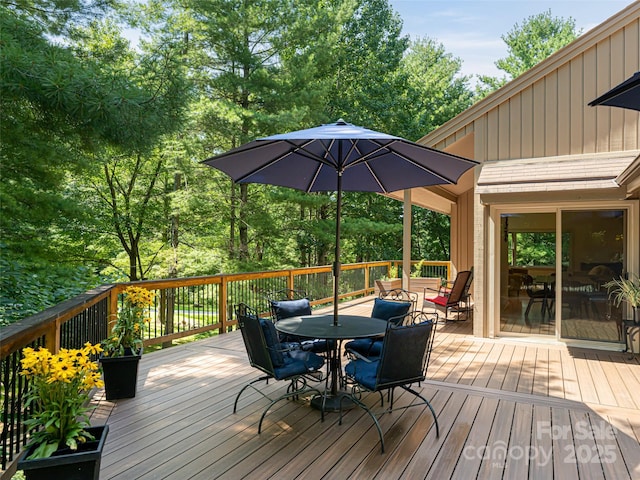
(403, 189), (412, 291)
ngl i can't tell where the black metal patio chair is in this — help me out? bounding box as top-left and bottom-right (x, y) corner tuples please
(269, 289), (331, 354)
(343, 290), (414, 358)
(340, 311), (439, 453)
(523, 274), (552, 320)
(233, 303), (325, 433)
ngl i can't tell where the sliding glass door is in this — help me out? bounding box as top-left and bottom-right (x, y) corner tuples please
(560, 210), (625, 343)
(498, 207), (629, 345)
(499, 212), (556, 336)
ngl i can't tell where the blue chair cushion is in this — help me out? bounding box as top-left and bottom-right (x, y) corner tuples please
(371, 298), (411, 324)
(365, 340), (383, 357)
(259, 318), (285, 367)
(271, 298), (312, 320)
(343, 298), (410, 357)
(345, 338), (374, 355)
(344, 338), (384, 357)
(345, 358), (380, 391)
(273, 350), (325, 380)
(301, 338), (334, 353)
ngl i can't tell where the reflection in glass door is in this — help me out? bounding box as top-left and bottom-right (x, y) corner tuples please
(560, 210), (626, 343)
(499, 212), (556, 335)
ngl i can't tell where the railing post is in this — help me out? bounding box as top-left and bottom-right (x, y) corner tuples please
(364, 263), (370, 294)
(44, 321), (59, 353)
(288, 270), (295, 291)
(109, 287), (119, 329)
(219, 276), (228, 334)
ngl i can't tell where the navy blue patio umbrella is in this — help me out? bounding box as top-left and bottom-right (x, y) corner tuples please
(589, 71), (640, 111)
(202, 119), (478, 326)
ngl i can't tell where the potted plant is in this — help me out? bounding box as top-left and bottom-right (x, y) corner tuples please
(409, 260), (440, 293)
(18, 343), (109, 480)
(376, 265), (401, 294)
(604, 273), (640, 324)
(100, 286), (154, 400)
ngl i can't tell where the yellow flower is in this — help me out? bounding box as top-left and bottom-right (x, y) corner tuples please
(83, 342), (103, 355)
(20, 344), (103, 458)
(103, 287), (153, 356)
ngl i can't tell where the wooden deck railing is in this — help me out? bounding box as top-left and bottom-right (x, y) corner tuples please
(0, 260), (449, 471)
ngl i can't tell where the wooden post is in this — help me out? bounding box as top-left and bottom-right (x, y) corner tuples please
(219, 277), (228, 333)
(44, 321), (59, 353)
(109, 287), (120, 330)
(364, 264), (370, 295)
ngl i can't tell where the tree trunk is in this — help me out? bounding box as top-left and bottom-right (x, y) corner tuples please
(238, 183), (249, 261)
(163, 172), (181, 348)
(129, 241), (139, 281)
(317, 199), (329, 266)
(229, 180), (236, 258)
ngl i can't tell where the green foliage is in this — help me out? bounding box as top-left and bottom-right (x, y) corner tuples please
(381, 265), (398, 280)
(326, 0), (409, 130)
(411, 259), (426, 278)
(1, 1), (189, 301)
(497, 10), (579, 78)
(510, 232), (556, 266)
(1, 0), (478, 323)
(0, 251), (107, 325)
(412, 208), (450, 260)
(475, 10), (579, 98)
(393, 37), (473, 140)
(604, 275), (640, 309)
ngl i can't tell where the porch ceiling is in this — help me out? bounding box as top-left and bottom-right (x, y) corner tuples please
(383, 131), (476, 214)
(384, 162), (475, 214)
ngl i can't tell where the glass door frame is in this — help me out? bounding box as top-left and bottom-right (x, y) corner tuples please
(489, 200), (638, 344)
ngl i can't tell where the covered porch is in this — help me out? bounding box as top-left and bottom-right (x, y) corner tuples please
(89, 297), (640, 479)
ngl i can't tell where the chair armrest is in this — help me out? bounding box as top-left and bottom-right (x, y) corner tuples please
(423, 286), (440, 297)
(268, 344), (297, 355)
(424, 286), (451, 298)
(344, 348), (374, 363)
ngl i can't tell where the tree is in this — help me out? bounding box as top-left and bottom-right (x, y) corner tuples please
(2, 0), (481, 323)
(0, 1), (189, 323)
(475, 10), (580, 98)
(326, 0), (409, 130)
(152, 0), (348, 266)
(393, 37), (472, 141)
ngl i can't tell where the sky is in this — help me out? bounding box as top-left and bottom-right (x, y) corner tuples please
(388, 0), (635, 80)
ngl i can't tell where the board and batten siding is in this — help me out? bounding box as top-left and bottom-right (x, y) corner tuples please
(427, 3), (640, 162)
(422, 3), (640, 338)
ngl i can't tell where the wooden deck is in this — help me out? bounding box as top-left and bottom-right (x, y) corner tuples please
(89, 298), (640, 479)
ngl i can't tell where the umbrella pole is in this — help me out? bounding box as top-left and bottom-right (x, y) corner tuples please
(333, 173), (342, 327)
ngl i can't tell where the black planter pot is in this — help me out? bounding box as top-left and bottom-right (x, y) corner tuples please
(18, 425), (108, 480)
(100, 352), (141, 400)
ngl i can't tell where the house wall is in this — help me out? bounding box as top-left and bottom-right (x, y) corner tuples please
(425, 3), (640, 338)
(428, 4), (640, 158)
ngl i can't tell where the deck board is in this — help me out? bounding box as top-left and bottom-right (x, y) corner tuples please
(86, 297), (640, 479)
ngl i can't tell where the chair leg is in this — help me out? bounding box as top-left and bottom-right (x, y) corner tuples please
(525, 298), (535, 318)
(233, 375), (271, 413)
(339, 394), (385, 453)
(258, 379), (323, 433)
(401, 385), (439, 438)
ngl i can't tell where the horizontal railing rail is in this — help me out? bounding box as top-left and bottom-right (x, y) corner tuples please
(0, 260), (449, 472)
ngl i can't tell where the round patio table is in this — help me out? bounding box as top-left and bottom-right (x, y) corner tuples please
(275, 314), (387, 412)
